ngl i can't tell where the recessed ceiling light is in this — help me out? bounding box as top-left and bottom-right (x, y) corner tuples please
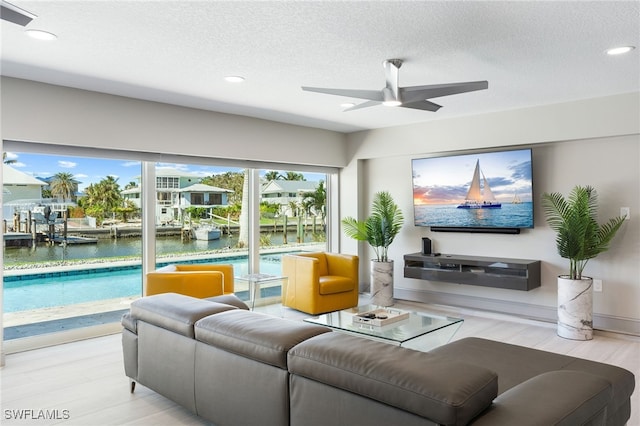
(340, 102), (355, 108)
(606, 46), (635, 55)
(224, 76), (245, 83)
(382, 100), (402, 107)
(25, 29), (57, 41)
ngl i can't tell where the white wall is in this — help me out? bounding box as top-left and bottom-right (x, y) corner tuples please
(0, 77), (347, 167)
(342, 93), (640, 334)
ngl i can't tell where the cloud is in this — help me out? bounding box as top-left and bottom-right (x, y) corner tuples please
(509, 160), (532, 180)
(58, 161), (77, 168)
(121, 161), (141, 167)
(157, 162), (189, 171)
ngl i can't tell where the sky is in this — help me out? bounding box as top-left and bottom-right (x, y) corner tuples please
(412, 148), (533, 205)
(4, 151), (325, 192)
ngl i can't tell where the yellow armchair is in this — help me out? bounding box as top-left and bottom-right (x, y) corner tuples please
(282, 252), (359, 315)
(145, 264), (235, 298)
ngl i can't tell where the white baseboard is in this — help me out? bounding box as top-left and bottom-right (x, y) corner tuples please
(3, 323), (122, 355)
(395, 287), (640, 337)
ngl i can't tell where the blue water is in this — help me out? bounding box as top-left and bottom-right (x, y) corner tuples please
(3, 256), (284, 313)
(2, 231), (309, 265)
(414, 202), (534, 228)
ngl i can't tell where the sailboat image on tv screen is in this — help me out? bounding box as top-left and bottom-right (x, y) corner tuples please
(457, 159), (502, 209)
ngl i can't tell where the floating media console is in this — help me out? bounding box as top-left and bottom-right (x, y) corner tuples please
(403, 253), (541, 291)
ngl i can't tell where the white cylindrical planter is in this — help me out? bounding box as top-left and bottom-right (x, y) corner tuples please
(557, 276), (593, 340)
(370, 260), (394, 307)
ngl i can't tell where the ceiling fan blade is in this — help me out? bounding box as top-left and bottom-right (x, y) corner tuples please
(301, 86), (383, 101)
(400, 100), (442, 112)
(400, 81), (488, 103)
(343, 100), (381, 112)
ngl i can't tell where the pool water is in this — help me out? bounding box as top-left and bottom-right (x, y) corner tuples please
(3, 257), (284, 313)
(4, 269), (142, 313)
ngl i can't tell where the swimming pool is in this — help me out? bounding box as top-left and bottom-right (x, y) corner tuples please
(3, 255), (284, 313)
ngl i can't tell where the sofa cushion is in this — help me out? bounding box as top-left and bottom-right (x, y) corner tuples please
(429, 336), (636, 424)
(471, 370), (612, 426)
(205, 293), (250, 310)
(195, 309), (331, 369)
(130, 293), (237, 338)
(319, 276), (354, 294)
(288, 333), (498, 426)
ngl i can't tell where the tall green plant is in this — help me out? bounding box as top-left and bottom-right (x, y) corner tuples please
(342, 191), (404, 262)
(541, 185), (625, 280)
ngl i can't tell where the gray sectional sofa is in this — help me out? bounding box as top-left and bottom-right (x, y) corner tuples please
(121, 293), (635, 426)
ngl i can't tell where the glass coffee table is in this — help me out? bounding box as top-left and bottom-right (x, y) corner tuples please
(304, 305), (463, 352)
(235, 273), (287, 310)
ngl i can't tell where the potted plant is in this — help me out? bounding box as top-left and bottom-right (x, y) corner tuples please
(542, 185), (625, 340)
(342, 191), (404, 306)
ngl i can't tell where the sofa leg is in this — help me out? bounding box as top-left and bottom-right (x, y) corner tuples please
(130, 379), (136, 393)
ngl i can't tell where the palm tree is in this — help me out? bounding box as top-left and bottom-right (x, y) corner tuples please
(342, 191), (404, 262)
(288, 200), (299, 217)
(3, 152), (17, 165)
(99, 176), (123, 215)
(50, 172), (76, 202)
(283, 171), (305, 181)
(264, 170), (282, 181)
(80, 176), (123, 219)
(201, 171), (244, 206)
(302, 180), (326, 228)
(237, 169), (250, 248)
(542, 185), (625, 279)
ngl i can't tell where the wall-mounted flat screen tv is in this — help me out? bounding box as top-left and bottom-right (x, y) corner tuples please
(412, 148), (533, 233)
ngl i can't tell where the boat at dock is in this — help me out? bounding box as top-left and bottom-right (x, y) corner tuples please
(191, 224), (222, 241)
(52, 235), (98, 245)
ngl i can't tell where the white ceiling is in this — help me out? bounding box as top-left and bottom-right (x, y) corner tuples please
(1, 1), (639, 133)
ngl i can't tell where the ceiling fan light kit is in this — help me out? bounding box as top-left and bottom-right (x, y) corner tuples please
(302, 58), (488, 112)
(606, 46), (635, 55)
(25, 29), (57, 41)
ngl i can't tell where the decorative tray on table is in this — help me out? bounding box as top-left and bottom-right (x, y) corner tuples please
(352, 308), (409, 327)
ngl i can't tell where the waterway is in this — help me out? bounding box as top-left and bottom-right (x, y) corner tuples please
(3, 230), (320, 266)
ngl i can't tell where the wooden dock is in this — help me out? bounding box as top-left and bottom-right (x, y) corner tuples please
(3, 232), (36, 247)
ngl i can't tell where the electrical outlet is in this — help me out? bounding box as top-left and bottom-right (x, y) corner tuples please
(593, 279), (603, 292)
(620, 207), (630, 220)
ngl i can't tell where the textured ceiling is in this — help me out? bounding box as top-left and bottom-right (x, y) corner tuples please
(1, 1), (639, 133)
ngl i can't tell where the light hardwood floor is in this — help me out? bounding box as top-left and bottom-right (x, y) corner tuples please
(2, 300), (639, 426)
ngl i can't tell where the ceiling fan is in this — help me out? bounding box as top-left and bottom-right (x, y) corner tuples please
(302, 59), (488, 112)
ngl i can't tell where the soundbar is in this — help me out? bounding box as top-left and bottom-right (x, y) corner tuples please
(430, 226), (521, 235)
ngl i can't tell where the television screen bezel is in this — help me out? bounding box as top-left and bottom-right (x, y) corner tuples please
(411, 147), (534, 234)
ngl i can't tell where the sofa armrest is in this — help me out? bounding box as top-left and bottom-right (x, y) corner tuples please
(471, 371), (612, 426)
(145, 270), (225, 297)
(283, 255), (320, 291)
(175, 264), (235, 293)
(325, 253), (358, 279)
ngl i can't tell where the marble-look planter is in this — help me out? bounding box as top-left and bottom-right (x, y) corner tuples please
(557, 276), (593, 340)
(370, 260), (394, 307)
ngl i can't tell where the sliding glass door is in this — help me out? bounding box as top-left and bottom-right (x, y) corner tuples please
(2, 151), (143, 340)
(2, 143), (337, 347)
